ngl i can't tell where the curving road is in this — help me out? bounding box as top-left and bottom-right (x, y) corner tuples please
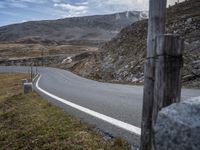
(1, 66), (200, 145)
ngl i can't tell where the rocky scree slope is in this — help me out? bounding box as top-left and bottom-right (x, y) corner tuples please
(73, 0), (200, 88)
(0, 11), (147, 45)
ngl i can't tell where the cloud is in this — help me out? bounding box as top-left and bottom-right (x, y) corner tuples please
(1, 0), (183, 27)
(54, 3), (88, 17)
(52, 0), (62, 2)
(5, 0), (49, 5)
(10, 0), (46, 3)
(0, 1), (6, 8)
(75, 1), (89, 5)
(82, 0), (183, 13)
(0, 1), (28, 8)
(87, 0), (149, 11)
(9, 2), (28, 8)
(54, 3), (88, 11)
(0, 11), (20, 16)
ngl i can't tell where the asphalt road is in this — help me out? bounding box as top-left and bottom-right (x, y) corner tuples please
(1, 66), (200, 145)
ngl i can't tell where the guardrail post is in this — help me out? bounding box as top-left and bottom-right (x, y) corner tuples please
(23, 82), (33, 94)
(21, 79), (28, 85)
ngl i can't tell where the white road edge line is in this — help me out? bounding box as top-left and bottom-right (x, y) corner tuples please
(35, 74), (141, 136)
(32, 73), (39, 82)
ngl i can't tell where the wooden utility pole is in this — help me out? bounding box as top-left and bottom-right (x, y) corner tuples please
(140, 0), (167, 149)
(140, 0), (184, 149)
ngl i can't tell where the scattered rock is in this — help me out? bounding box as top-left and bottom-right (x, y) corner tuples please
(62, 57), (72, 64)
(186, 17), (193, 24)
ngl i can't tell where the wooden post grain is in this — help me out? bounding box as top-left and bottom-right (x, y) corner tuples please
(140, 0), (167, 150)
(153, 34), (184, 124)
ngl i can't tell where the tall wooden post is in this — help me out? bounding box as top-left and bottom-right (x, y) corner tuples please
(140, 0), (167, 150)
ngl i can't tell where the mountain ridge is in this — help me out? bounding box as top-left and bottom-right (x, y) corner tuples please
(0, 11), (147, 45)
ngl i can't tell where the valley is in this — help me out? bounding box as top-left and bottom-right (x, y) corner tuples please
(0, 0), (199, 89)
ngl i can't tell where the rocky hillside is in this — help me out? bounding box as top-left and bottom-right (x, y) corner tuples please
(0, 11), (147, 45)
(74, 0), (200, 88)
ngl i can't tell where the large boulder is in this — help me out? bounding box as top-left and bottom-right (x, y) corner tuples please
(154, 97), (200, 150)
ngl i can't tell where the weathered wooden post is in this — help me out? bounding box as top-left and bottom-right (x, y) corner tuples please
(140, 0), (167, 149)
(153, 34), (184, 124)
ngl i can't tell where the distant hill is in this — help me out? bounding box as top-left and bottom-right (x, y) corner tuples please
(0, 11), (147, 45)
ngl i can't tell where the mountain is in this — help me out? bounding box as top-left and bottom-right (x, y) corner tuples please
(0, 11), (147, 45)
(73, 0), (200, 88)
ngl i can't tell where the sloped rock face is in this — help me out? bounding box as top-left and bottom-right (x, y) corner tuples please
(100, 20), (147, 83)
(83, 0), (199, 87)
(154, 97), (200, 150)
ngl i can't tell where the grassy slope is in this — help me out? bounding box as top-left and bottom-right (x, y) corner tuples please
(0, 74), (129, 150)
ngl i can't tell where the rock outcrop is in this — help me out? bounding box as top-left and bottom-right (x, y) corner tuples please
(154, 97), (200, 150)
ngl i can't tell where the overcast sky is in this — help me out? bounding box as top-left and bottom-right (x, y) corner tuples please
(0, 0), (182, 27)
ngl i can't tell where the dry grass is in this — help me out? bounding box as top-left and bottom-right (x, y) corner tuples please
(0, 44), (97, 59)
(0, 73), (129, 150)
(0, 73), (28, 101)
